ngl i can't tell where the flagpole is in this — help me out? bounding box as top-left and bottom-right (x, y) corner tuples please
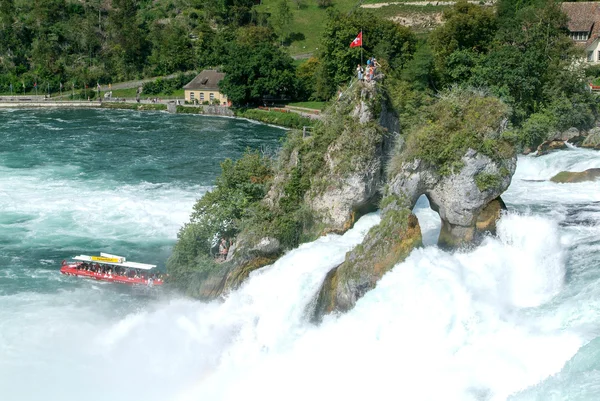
(361, 29), (363, 67)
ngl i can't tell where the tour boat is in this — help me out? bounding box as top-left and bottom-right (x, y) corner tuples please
(60, 252), (164, 286)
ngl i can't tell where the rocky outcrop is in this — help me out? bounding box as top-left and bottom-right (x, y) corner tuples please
(305, 84), (398, 233)
(187, 231), (282, 299)
(388, 149), (515, 247)
(582, 129), (600, 150)
(205, 82), (399, 296)
(550, 168), (600, 183)
(312, 195), (422, 318)
(536, 140), (567, 156)
(557, 127), (580, 141)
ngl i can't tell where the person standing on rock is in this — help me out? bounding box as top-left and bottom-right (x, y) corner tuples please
(356, 64), (363, 81)
(218, 238), (229, 261)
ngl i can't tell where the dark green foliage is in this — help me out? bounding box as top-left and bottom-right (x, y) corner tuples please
(400, 44), (436, 91)
(191, 150), (272, 251)
(235, 108), (314, 129)
(392, 88), (514, 176)
(314, 9), (416, 99)
(429, 1), (497, 80)
(143, 73), (197, 95)
(518, 112), (557, 149)
(407, 0), (599, 149)
(0, 0), (266, 89)
(168, 150), (273, 278)
(220, 39), (299, 105)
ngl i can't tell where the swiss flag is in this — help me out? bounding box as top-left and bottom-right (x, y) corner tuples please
(350, 31), (362, 48)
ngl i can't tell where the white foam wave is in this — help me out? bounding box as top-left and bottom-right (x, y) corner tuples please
(0, 213), (380, 401)
(515, 148), (600, 181)
(2, 211), (588, 401)
(181, 212), (580, 401)
(504, 149), (600, 207)
(0, 167), (208, 245)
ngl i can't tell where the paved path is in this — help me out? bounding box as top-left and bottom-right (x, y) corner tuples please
(361, 0), (494, 7)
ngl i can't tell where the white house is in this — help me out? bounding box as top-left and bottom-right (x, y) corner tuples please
(562, 2), (600, 63)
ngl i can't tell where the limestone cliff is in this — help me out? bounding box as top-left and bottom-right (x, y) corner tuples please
(169, 85), (516, 313)
(311, 88), (515, 316)
(178, 81), (400, 299)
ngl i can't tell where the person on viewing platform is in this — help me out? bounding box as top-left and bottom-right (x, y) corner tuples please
(356, 64), (363, 81)
(218, 238), (229, 261)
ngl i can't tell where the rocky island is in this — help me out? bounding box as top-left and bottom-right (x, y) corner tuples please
(168, 80), (517, 319)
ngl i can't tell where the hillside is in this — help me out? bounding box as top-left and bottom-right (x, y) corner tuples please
(258, 0), (452, 56)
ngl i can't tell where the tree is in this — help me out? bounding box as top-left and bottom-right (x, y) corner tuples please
(271, 0), (293, 45)
(107, 0), (148, 80)
(220, 39), (298, 105)
(315, 9), (415, 99)
(148, 21), (194, 76)
(429, 1), (497, 83)
(469, 0), (573, 122)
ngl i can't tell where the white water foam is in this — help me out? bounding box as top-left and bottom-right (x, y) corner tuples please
(1, 147), (599, 401)
(0, 209), (588, 401)
(0, 163), (207, 246)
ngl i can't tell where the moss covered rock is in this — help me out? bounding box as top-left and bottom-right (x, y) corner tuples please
(312, 195), (422, 318)
(550, 168), (600, 183)
(387, 89), (515, 248)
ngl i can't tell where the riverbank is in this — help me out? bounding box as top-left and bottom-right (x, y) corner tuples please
(0, 100), (318, 130)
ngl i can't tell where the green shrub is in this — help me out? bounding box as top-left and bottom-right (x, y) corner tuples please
(517, 112), (556, 149)
(235, 108), (314, 129)
(391, 87), (513, 177)
(475, 172), (501, 192)
(143, 72), (197, 95)
(167, 150), (273, 278)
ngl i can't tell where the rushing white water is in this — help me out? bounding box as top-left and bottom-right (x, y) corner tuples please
(1, 114), (599, 401)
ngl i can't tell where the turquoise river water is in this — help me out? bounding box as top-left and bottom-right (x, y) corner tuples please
(0, 108), (599, 401)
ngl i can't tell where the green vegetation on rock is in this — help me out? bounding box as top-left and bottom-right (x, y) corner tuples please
(390, 87), (513, 177)
(167, 150), (273, 290)
(475, 172), (502, 192)
(550, 169), (600, 184)
(313, 193), (422, 317)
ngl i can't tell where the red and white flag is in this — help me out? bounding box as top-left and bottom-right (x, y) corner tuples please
(350, 31), (362, 48)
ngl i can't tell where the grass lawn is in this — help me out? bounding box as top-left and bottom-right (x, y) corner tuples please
(257, 0), (446, 57)
(257, 0), (358, 57)
(109, 88), (184, 99)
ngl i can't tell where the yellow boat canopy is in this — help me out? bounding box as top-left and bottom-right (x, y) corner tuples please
(73, 252), (157, 270)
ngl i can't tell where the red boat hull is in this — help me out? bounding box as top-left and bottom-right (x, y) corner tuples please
(60, 264), (163, 286)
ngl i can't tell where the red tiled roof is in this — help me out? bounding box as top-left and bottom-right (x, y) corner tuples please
(561, 2), (600, 46)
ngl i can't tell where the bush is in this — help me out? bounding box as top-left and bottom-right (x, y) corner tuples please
(317, 0), (334, 8)
(392, 87), (513, 176)
(169, 150), (273, 270)
(142, 72), (197, 95)
(517, 112), (557, 149)
(235, 108), (314, 129)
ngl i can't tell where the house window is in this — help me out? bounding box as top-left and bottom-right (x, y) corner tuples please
(572, 31), (589, 41)
(200, 92), (204, 101)
(190, 92), (195, 100)
(588, 51), (594, 62)
(210, 93), (215, 101)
